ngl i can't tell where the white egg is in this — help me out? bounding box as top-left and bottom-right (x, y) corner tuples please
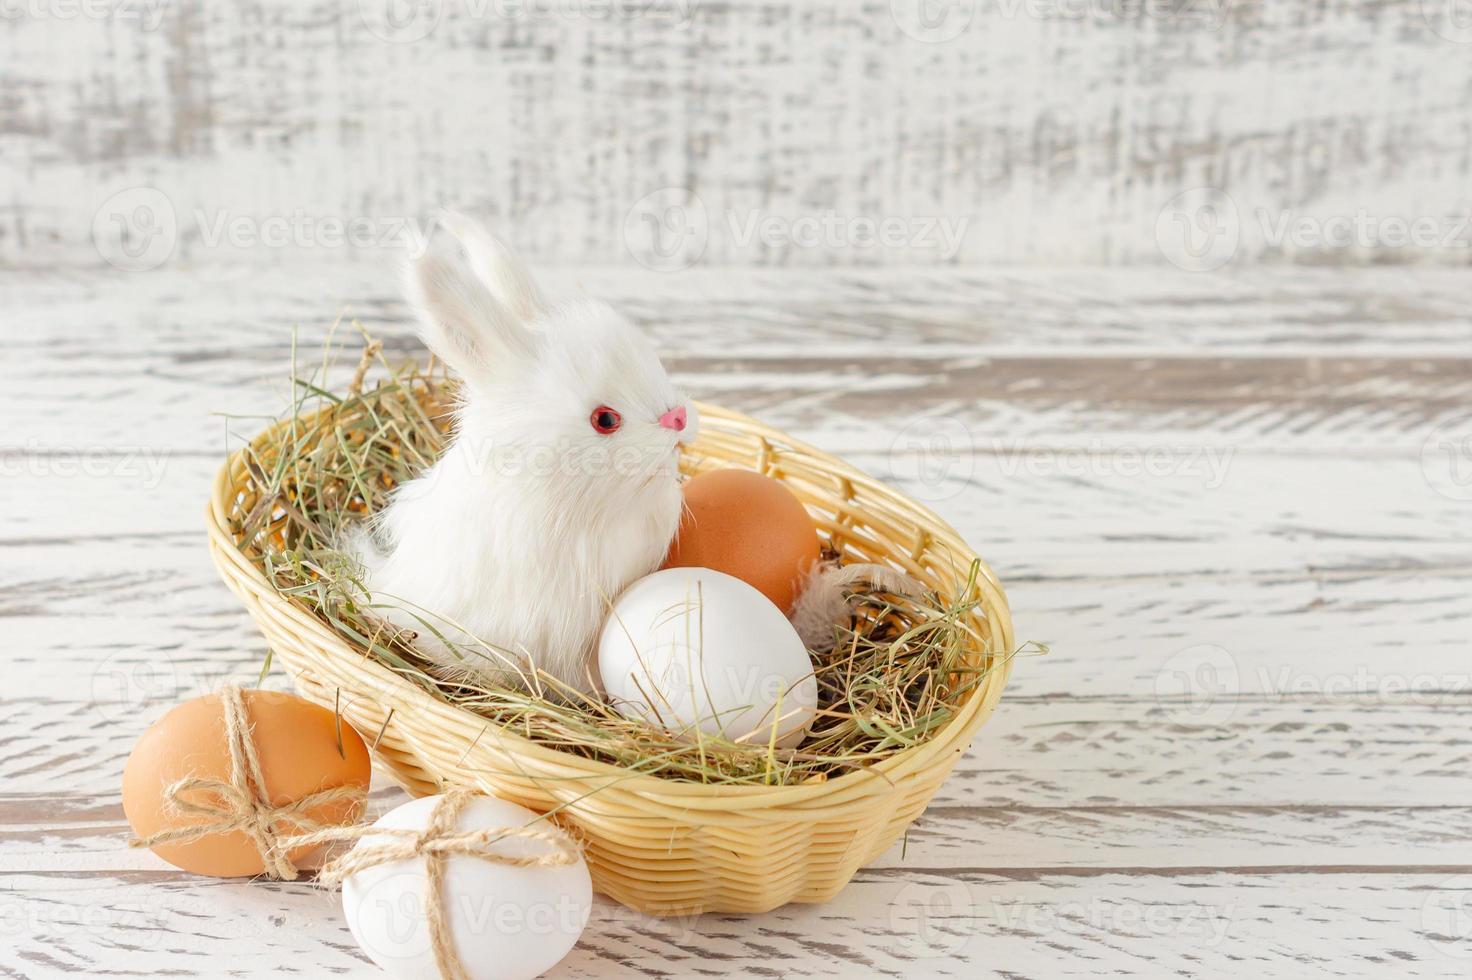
(598, 566), (818, 749)
(341, 794), (591, 980)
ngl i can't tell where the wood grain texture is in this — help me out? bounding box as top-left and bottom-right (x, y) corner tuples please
(4, 262), (1472, 976)
(6, 0), (1472, 969)
(8, 870), (1467, 979)
(4, 2), (1472, 269)
(4, 262), (1471, 456)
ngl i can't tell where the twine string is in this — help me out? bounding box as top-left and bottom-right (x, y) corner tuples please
(283, 790), (582, 980)
(127, 684), (367, 881)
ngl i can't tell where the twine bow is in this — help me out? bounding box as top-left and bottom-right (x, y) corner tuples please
(128, 684), (367, 881)
(283, 790), (583, 980)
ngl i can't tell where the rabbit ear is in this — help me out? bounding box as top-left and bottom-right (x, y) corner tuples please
(435, 209), (549, 323)
(408, 225), (537, 389)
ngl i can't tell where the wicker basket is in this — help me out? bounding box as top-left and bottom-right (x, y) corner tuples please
(206, 400), (1013, 915)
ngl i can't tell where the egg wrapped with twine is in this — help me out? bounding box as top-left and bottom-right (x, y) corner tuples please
(123, 685), (371, 878)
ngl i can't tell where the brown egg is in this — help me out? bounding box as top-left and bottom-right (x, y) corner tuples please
(664, 468), (821, 613)
(122, 689), (371, 877)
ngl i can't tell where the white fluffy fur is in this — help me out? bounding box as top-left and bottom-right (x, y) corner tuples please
(351, 212), (696, 693)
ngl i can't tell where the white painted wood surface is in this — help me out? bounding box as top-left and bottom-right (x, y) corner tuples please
(6, 1), (1472, 269)
(3, 258), (1471, 977)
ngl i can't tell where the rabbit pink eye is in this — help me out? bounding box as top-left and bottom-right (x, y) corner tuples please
(590, 406), (622, 434)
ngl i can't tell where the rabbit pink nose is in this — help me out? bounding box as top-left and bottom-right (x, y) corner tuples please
(658, 406), (687, 432)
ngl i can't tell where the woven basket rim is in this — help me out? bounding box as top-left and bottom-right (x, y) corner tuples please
(207, 397), (1012, 803)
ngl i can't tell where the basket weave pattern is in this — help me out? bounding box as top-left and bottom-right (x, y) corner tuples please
(207, 401), (1013, 915)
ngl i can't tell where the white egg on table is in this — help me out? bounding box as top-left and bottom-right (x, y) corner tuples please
(598, 566), (818, 749)
(340, 794), (591, 980)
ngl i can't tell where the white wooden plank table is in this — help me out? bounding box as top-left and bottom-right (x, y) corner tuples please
(4, 259), (1471, 978)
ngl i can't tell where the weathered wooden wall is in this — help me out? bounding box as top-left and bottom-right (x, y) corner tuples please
(4, 0), (1472, 269)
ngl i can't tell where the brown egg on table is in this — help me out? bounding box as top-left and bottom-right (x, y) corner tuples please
(663, 468), (822, 613)
(122, 688), (371, 877)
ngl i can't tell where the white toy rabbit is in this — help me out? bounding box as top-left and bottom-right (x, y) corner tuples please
(350, 212), (697, 694)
